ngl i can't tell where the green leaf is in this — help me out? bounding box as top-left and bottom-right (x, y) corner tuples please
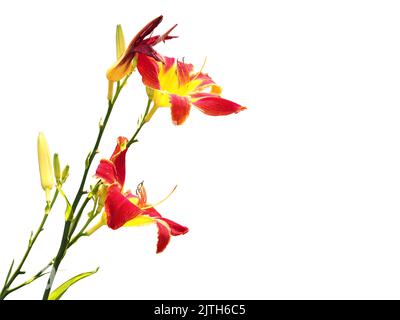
(48, 267), (99, 300)
(57, 188), (72, 221)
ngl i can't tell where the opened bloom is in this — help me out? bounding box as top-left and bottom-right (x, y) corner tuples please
(136, 55), (246, 125)
(91, 137), (188, 253)
(106, 15), (177, 82)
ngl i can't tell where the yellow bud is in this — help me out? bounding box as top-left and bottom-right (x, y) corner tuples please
(37, 132), (54, 202)
(116, 24), (126, 59)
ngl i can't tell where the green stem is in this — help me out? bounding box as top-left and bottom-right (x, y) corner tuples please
(69, 195), (100, 248)
(42, 220), (71, 300)
(68, 214), (97, 248)
(5, 198), (98, 299)
(42, 77), (129, 300)
(68, 196), (90, 238)
(1, 215), (47, 300)
(6, 264), (51, 296)
(0, 190), (59, 300)
(127, 99), (152, 148)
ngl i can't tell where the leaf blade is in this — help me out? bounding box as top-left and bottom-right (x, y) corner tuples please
(48, 267), (99, 300)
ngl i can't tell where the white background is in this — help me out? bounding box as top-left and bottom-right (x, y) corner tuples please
(1, 0), (400, 300)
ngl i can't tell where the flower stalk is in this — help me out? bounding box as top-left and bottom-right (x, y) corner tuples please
(42, 75), (131, 300)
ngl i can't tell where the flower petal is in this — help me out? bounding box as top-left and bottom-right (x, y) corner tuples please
(124, 215), (155, 227)
(192, 95), (246, 116)
(146, 24), (178, 46)
(211, 85), (222, 95)
(170, 94), (191, 125)
(157, 217), (188, 236)
(110, 137), (128, 187)
(144, 207), (162, 218)
(156, 221), (171, 253)
(95, 159), (117, 185)
(163, 56), (176, 73)
(105, 185), (143, 230)
(137, 54), (161, 90)
(177, 61), (193, 85)
(134, 44), (163, 63)
(192, 72), (215, 89)
(106, 53), (136, 82)
(131, 15), (164, 45)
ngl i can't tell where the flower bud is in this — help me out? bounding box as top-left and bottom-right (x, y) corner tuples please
(61, 165), (70, 183)
(53, 153), (61, 183)
(37, 132), (54, 202)
(116, 24), (126, 59)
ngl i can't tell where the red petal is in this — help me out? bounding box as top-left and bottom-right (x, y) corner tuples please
(192, 72), (214, 89)
(127, 16), (163, 50)
(177, 61), (193, 85)
(95, 159), (117, 185)
(146, 24), (178, 46)
(190, 92), (214, 99)
(157, 217), (188, 236)
(163, 57), (175, 73)
(110, 137), (128, 187)
(134, 44), (164, 63)
(137, 54), (161, 90)
(192, 95), (246, 116)
(156, 221), (171, 253)
(144, 207), (162, 218)
(110, 136), (127, 159)
(170, 94), (191, 125)
(105, 185), (143, 230)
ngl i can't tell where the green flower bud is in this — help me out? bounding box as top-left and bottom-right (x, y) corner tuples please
(53, 153), (61, 183)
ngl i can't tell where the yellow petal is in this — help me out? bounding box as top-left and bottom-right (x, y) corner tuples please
(153, 90), (171, 108)
(211, 85), (222, 95)
(124, 215), (155, 227)
(106, 57), (131, 82)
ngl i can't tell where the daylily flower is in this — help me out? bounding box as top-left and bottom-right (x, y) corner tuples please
(106, 15), (177, 82)
(90, 137), (188, 253)
(136, 54), (247, 125)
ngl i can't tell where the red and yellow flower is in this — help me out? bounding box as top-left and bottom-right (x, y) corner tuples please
(136, 54), (246, 125)
(90, 137), (188, 253)
(107, 15), (177, 82)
